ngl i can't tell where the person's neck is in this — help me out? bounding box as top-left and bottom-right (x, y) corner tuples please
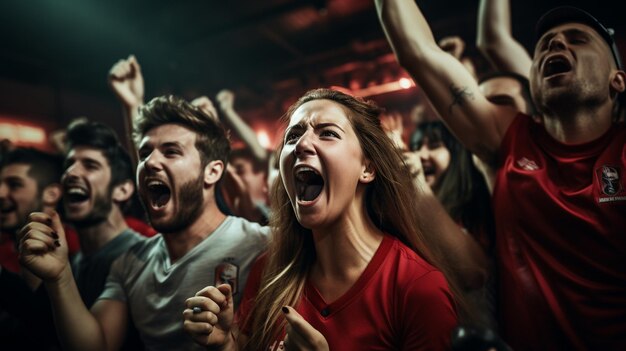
(542, 102), (614, 144)
(162, 202), (226, 263)
(75, 209), (129, 256)
(310, 201), (384, 302)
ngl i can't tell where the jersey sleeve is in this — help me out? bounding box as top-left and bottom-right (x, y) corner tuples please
(399, 270), (458, 350)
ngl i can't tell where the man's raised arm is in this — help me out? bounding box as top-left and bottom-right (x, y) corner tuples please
(476, 0), (532, 77)
(108, 55), (145, 167)
(216, 89), (268, 163)
(374, 0), (515, 161)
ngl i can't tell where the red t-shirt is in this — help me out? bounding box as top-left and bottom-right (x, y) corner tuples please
(237, 235), (457, 350)
(124, 216), (157, 237)
(493, 114), (626, 350)
(63, 224), (81, 255)
(0, 232), (21, 273)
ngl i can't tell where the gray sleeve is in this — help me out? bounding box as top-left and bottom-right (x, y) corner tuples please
(255, 225), (271, 250)
(96, 254), (127, 303)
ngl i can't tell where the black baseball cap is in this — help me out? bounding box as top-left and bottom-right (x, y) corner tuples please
(535, 6), (623, 71)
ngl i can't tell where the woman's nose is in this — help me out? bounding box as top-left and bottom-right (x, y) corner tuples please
(293, 131), (315, 158)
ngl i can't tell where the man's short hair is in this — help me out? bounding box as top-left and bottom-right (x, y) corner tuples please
(478, 71), (536, 116)
(65, 120), (134, 188)
(1, 147), (63, 193)
(135, 95), (231, 169)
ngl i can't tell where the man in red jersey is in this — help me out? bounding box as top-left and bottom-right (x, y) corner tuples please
(375, 1), (625, 349)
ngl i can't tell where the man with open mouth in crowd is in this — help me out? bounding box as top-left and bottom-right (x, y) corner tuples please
(17, 96), (269, 350)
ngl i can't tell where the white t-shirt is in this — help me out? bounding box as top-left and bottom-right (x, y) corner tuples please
(99, 216), (269, 350)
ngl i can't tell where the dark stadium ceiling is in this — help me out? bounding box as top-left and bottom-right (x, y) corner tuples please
(1, 0), (624, 115)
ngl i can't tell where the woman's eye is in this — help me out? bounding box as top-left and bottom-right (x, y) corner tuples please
(285, 132), (300, 143)
(320, 130), (339, 138)
(137, 148), (151, 161)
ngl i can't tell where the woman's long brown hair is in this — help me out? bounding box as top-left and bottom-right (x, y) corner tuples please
(243, 88), (469, 350)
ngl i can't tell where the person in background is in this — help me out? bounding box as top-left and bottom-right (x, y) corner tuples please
(406, 120), (496, 328)
(49, 116), (158, 238)
(60, 120), (148, 310)
(215, 89), (269, 165)
(380, 106), (490, 297)
(407, 121), (494, 256)
(0, 147), (75, 350)
(225, 147), (270, 224)
(0, 148), (75, 274)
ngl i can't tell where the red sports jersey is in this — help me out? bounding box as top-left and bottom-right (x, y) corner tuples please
(493, 114), (626, 350)
(237, 235), (457, 350)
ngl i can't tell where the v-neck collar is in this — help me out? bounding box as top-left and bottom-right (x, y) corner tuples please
(303, 235), (394, 318)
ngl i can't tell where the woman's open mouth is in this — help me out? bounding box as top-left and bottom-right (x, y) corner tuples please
(294, 166), (324, 203)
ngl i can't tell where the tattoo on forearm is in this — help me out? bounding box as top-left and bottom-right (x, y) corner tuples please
(448, 84), (474, 114)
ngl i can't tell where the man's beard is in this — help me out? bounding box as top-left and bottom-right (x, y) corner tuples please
(534, 77), (606, 116)
(69, 190), (113, 229)
(149, 171), (205, 234)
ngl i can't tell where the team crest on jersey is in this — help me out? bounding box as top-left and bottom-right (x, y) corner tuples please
(215, 260), (239, 295)
(596, 165), (626, 203)
(516, 157), (539, 171)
